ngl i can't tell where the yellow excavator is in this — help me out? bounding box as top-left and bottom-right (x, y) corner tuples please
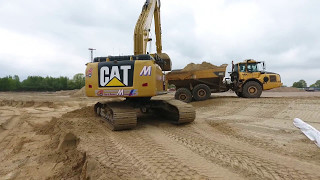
(85, 0), (195, 130)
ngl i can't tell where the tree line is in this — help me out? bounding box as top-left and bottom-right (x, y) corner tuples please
(292, 80), (320, 88)
(0, 73), (85, 91)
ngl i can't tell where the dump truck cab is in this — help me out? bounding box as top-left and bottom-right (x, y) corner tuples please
(230, 59), (282, 98)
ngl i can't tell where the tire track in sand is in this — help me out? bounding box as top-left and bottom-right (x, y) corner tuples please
(161, 126), (319, 180)
(83, 133), (147, 179)
(146, 125), (243, 179)
(64, 110), (147, 179)
(74, 108), (206, 179)
(107, 129), (208, 179)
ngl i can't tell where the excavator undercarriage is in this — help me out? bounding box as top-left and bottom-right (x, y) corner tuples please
(94, 99), (195, 131)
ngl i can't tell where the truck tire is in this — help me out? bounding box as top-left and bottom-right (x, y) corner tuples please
(235, 91), (243, 98)
(242, 81), (262, 98)
(175, 88), (192, 103)
(192, 84), (211, 101)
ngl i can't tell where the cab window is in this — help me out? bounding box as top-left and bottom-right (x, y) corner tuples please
(239, 64), (246, 72)
(247, 63), (258, 72)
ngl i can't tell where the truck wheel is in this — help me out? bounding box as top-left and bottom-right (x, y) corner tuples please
(235, 91), (243, 98)
(175, 88), (192, 103)
(192, 84), (211, 101)
(242, 81), (262, 98)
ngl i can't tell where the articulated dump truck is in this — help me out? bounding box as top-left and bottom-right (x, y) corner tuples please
(166, 59), (282, 103)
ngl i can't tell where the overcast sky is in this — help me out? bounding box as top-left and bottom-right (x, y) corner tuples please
(0, 0), (319, 86)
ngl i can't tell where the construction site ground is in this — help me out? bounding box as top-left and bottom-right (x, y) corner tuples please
(1, 90), (320, 179)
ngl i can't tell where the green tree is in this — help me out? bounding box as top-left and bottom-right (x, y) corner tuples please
(310, 80), (320, 88)
(71, 73), (85, 89)
(0, 76), (20, 91)
(292, 80), (307, 88)
(0, 73), (84, 92)
(13, 75), (21, 90)
(21, 76), (45, 91)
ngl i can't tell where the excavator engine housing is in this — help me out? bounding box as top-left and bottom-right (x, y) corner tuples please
(85, 54), (167, 98)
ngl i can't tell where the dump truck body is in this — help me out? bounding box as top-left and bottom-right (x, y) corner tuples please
(166, 65), (228, 102)
(166, 66), (227, 92)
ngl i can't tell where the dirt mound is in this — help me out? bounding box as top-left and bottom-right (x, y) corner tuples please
(266, 87), (305, 92)
(0, 109), (89, 180)
(29, 112), (89, 179)
(0, 100), (55, 108)
(37, 107), (109, 179)
(58, 132), (80, 150)
(182, 61), (226, 72)
(62, 106), (96, 118)
(71, 87), (86, 97)
(44, 132), (86, 180)
(55, 89), (78, 96)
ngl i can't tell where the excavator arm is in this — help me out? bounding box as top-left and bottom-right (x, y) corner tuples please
(134, 0), (162, 55)
(134, 0), (171, 71)
(154, 0), (162, 54)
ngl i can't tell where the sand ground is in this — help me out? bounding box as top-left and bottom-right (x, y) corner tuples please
(0, 90), (320, 179)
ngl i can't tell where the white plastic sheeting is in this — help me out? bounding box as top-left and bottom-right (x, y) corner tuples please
(293, 118), (320, 148)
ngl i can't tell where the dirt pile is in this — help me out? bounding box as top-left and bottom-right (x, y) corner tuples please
(71, 87), (86, 97)
(0, 99), (55, 108)
(55, 89), (78, 96)
(26, 107), (97, 179)
(182, 62), (226, 71)
(0, 95), (96, 180)
(36, 120), (86, 179)
(266, 87), (305, 92)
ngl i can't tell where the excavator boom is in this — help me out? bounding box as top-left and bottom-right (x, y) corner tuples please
(134, 0), (162, 55)
(134, 0), (171, 71)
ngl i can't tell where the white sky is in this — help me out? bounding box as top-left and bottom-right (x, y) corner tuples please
(0, 0), (319, 86)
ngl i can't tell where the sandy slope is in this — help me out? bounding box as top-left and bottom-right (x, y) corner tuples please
(0, 91), (320, 179)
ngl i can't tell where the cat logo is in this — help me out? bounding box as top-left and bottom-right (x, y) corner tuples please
(99, 62), (134, 87)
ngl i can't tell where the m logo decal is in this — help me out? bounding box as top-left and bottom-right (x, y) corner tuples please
(140, 66), (152, 76)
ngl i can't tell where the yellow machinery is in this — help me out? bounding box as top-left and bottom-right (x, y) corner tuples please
(230, 59), (282, 98)
(85, 0), (195, 130)
(167, 59), (282, 102)
(166, 65), (228, 102)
